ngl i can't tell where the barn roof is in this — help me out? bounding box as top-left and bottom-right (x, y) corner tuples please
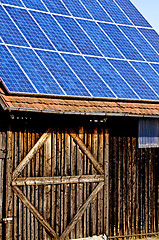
(0, 0), (159, 114)
(0, 88), (159, 117)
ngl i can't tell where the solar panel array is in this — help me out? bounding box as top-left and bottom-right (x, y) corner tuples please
(1, 0), (159, 100)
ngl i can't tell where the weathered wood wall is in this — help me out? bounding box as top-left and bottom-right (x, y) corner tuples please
(109, 135), (159, 238)
(0, 118), (158, 239)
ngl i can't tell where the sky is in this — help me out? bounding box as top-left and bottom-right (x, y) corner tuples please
(131, 0), (159, 33)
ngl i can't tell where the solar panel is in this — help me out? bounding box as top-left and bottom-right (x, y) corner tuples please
(0, 0), (159, 101)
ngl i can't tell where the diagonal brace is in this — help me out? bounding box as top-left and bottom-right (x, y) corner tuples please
(12, 186), (59, 239)
(69, 129), (104, 175)
(60, 181), (104, 240)
(12, 129), (52, 180)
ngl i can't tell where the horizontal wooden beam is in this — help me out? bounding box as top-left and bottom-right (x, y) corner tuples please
(12, 129), (52, 180)
(69, 130), (104, 175)
(12, 175), (104, 186)
(12, 186), (59, 239)
(60, 181), (104, 240)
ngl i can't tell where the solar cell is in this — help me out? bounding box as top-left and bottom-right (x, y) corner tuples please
(98, 0), (132, 25)
(114, 0), (151, 27)
(99, 23), (144, 61)
(80, 0), (112, 22)
(86, 57), (138, 99)
(22, 0), (47, 11)
(5, 6), (55, 50)
(108, 59), (159, 100)
(150, 64), (159, 76)
(0, 45), (37, 93)
(0, 0), (23, 7)
(77, 19), (123, 58)
(119, 25), (159, 63)
(0, 5), (29, 46)
(138, 28), (159, 54)
(131, 61), (159, 95)
(62, 54), (116, 98)
(9, 46), (64, 95)
(62, 0), (92, 19)
(42, 0), (70, 15)
(31, 11), (79, 53)
(55, 15), (101, 56)
(36, 50), (91, 96)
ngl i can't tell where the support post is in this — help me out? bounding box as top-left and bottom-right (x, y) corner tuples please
(104, 129), (109, 235)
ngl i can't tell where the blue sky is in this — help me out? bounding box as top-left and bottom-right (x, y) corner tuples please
(131, 0), (159, 33)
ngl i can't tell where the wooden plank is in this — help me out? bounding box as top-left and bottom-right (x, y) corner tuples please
(5, 129), (13, 240)
(70, 134), (76, 239)
(12, 186), (59, 239)
(69, 129), (104, 175)
(27, 130), (31, 240)
(31, 131), (35, 240)
(0, 132), (5, 239)
(61, 131), (65, 236)
(51, 130), (57, 234)
(98, 128), (104, 235)
(64, 131), (71, 240)
(104, 129), (109, 235)
(91, 128), (98, 236)
(56, 130), (61, 236)
(23, 130), (27, 240)
(12, 129), (52, 179)
(60, 181), (104, 240)
(76, 127), (84, 238)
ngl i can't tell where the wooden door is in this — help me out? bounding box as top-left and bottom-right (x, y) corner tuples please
(5, 127), (109, 239)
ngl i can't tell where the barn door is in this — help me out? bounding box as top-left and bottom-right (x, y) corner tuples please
(6, 127), (109, 239)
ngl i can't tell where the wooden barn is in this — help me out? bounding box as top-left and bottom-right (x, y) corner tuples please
(0, 0), (159, 239)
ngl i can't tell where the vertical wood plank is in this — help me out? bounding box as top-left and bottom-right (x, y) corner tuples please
(27, 130), (31, 240)
(23, 130), (27, 240)
(51, 130), (57, 236)
(5, 128), (13, 240)
(98, 128), (103, 235)
(104, 129), (109, 235)
(76, 127), (84, 238)
(56, 130), (61, 236)
(70, 132), (76, 239)
(44, 133), (52, 239)
(0, 132), (6, 239)
(91, 127), (97, 236)
(122, 136), (127, 236)
(64, 131), (71, 240)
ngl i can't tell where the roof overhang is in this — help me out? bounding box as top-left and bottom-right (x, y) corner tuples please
(0, 88), (159, 118)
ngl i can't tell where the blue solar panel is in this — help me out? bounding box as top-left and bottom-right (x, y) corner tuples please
(114, 0), (151, 27)
(99, 23), (144, 61)
(0, 0), (159, 101)
(62, 0), (92, 19)
(108, 59), (159, 100)
(77, 20), (123, 59)
(80, 0), (112, 22)
(0, 0), (23, 7)
(0, 45), (37, 93)
(5, 6), (55, 50)
(139, 28), (159, 54)
(86, 57), (138, 99)
(31, 11), (79, 53)
(42, 0), (70, 15)
(36, 50), (91, 97)
(0, 5), (29, 46)
(131, 62), (159, 95)
(119, 25), (159, 63)
(98, 0), (132, 25)
(22, 0), (47, 11)
(55, 16), (101, 56)
(9, 46), (64, 95)
(62, 54), (116, 98)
